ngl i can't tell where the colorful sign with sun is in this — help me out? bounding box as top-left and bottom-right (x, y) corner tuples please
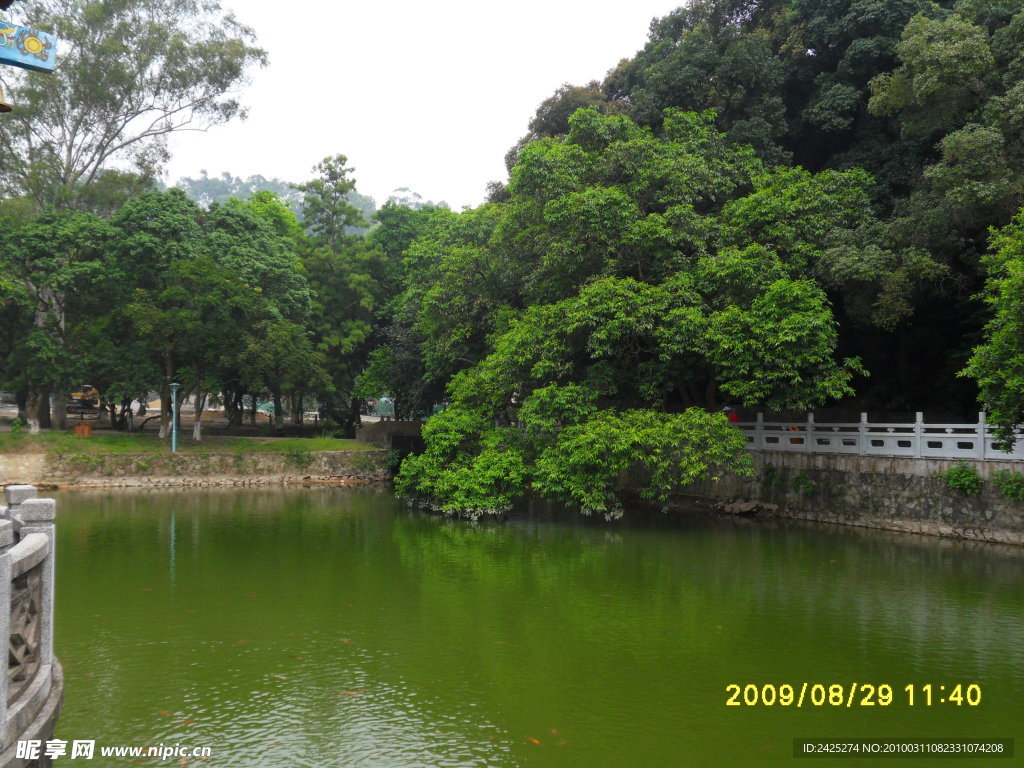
(0, 21), (56, 72)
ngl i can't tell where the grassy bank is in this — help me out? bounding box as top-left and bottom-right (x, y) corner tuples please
(0, 431), (375, 455)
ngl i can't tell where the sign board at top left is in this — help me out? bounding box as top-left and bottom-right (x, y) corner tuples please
(0, 21), (56, 72)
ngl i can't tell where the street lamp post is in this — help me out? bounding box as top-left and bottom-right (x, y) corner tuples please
(170, 382), (181, 453)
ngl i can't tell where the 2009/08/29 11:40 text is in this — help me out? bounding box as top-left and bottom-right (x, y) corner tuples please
(725, 683), (981, 707)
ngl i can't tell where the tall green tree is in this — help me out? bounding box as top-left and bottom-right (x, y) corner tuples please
(238, 318), (330, 430)
(353, 202), (451, 418)
(605, 0), (790, 164)
(962, 207), (1024, 444)
(294, 155), (380, 433)
(4, 208), (117, 431)
(0, 0), (266, 208)
(292, 155), (368, 253)
(127, 254), (259, 439)
(111, 189), (205, 436)
(397, 109), (866, 516)
(204, 197), (311, 323)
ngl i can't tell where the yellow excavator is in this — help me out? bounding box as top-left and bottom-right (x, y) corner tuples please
(66, 385), (101, 419)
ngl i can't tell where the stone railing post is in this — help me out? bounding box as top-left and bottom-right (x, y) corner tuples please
(978, 412), (987, 460)
(0, 489), (15, 726)
(806, 412), (814, 453)
(859, 412), (868, 456)
(914, 412), (923, 458)
(755, 412), (764, 450)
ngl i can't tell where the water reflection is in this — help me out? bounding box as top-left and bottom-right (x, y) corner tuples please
(55, 488), (1023, 767)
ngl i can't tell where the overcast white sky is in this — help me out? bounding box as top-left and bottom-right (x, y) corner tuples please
(162, 1), (684, 210)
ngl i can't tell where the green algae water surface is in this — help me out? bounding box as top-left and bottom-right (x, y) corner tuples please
(54, 488), (1023, 767)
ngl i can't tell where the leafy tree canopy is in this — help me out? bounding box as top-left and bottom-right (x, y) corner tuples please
(962, 207), (1024, 443)
(394, 109), (868, 515)
(0, 0), (266, 208)
(292, 155), (368, 254)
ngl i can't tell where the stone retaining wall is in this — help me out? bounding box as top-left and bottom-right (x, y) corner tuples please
(676, 453), (1024, 545)
(0, 455), (47, 486)
(0, 450), (391, 489)
(355, 421), (423, 449)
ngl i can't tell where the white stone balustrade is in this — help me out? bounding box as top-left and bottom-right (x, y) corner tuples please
(0, 485), (63, 768)
(739, 412), (1024, 461)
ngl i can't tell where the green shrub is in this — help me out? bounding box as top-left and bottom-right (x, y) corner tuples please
(791, 469), (816, 495)
(991, 469), (1024, 501)
(936, 461), (983, 495)
(9, 418), (23, 437)
(283, 445), (312, 469)
(61, 453), (105, 472)
(384, 449), (402, 472)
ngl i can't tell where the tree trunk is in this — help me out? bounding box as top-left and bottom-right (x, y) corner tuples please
(159, 389), (171, 439)
(249, 394), (258, 426)
(161, 353), (176, 439)
(272, 390), (283, 431)
(704, 378), (717, 411)
(38, 393), (52, 429)
(222, 388), (234, 426)
(51, 390), (67, 430)
(193, 391), (206, 442)
(291, 391), (304, 426)
(118, 398), (134, 431)
(224, 388), (242, 426)
(15, 389), (27, 423)
(685, 380), (701, 409)
(348, 396), (362, 436)
(25, 388), (43, 434)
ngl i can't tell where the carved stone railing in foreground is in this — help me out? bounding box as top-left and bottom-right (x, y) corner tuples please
(0, 486), (62, 768)
(739, 412), (1024, 461)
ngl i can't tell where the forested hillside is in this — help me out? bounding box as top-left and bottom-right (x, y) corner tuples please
(498, 0), (1024, 415)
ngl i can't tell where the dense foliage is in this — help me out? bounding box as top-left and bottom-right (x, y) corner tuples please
(5, 0), (1024, 516)
(0, 184), (356, 436)
(991, 468), (1024, 501)
(935, 460), (984, 495)
(387, 0), (1024, 513)
(962, 210), (1024, 443)
(502, 0), (1024, 414)
(389, 109), (878, 514)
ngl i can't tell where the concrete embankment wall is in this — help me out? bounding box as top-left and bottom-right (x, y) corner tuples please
(0, 450), (390, 489)
(356, 421), (424, 452)
(676, 453), (1024, 545)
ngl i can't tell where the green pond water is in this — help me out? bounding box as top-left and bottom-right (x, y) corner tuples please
(53, 488), (1023, 767)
